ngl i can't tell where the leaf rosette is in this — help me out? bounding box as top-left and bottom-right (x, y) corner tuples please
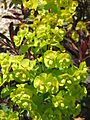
(34, 73), (59, 94)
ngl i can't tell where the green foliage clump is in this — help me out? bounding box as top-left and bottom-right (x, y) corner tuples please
(0, 0), (88, 120)
(0, 109), (19, 120)
(0, 51), (88, 120)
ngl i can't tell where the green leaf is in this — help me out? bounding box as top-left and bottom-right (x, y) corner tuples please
(20, 59), (36, 70)
(19, 45), (29, 54)
(1, 86), (10, 98)
(0, 103), (9, 112)
(14, 35), (22, 47)
(14, 26), (29, 47)
(12, 0), (22, 5)
(20, 59), (30, 68)
(79, 61), (87, 71)
(44, 1), (60, 14)
(23, 0), (38, 9)
(42, 108), (62, 120)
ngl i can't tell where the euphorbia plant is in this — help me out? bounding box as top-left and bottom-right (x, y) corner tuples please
(0, 0), (88, 120)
